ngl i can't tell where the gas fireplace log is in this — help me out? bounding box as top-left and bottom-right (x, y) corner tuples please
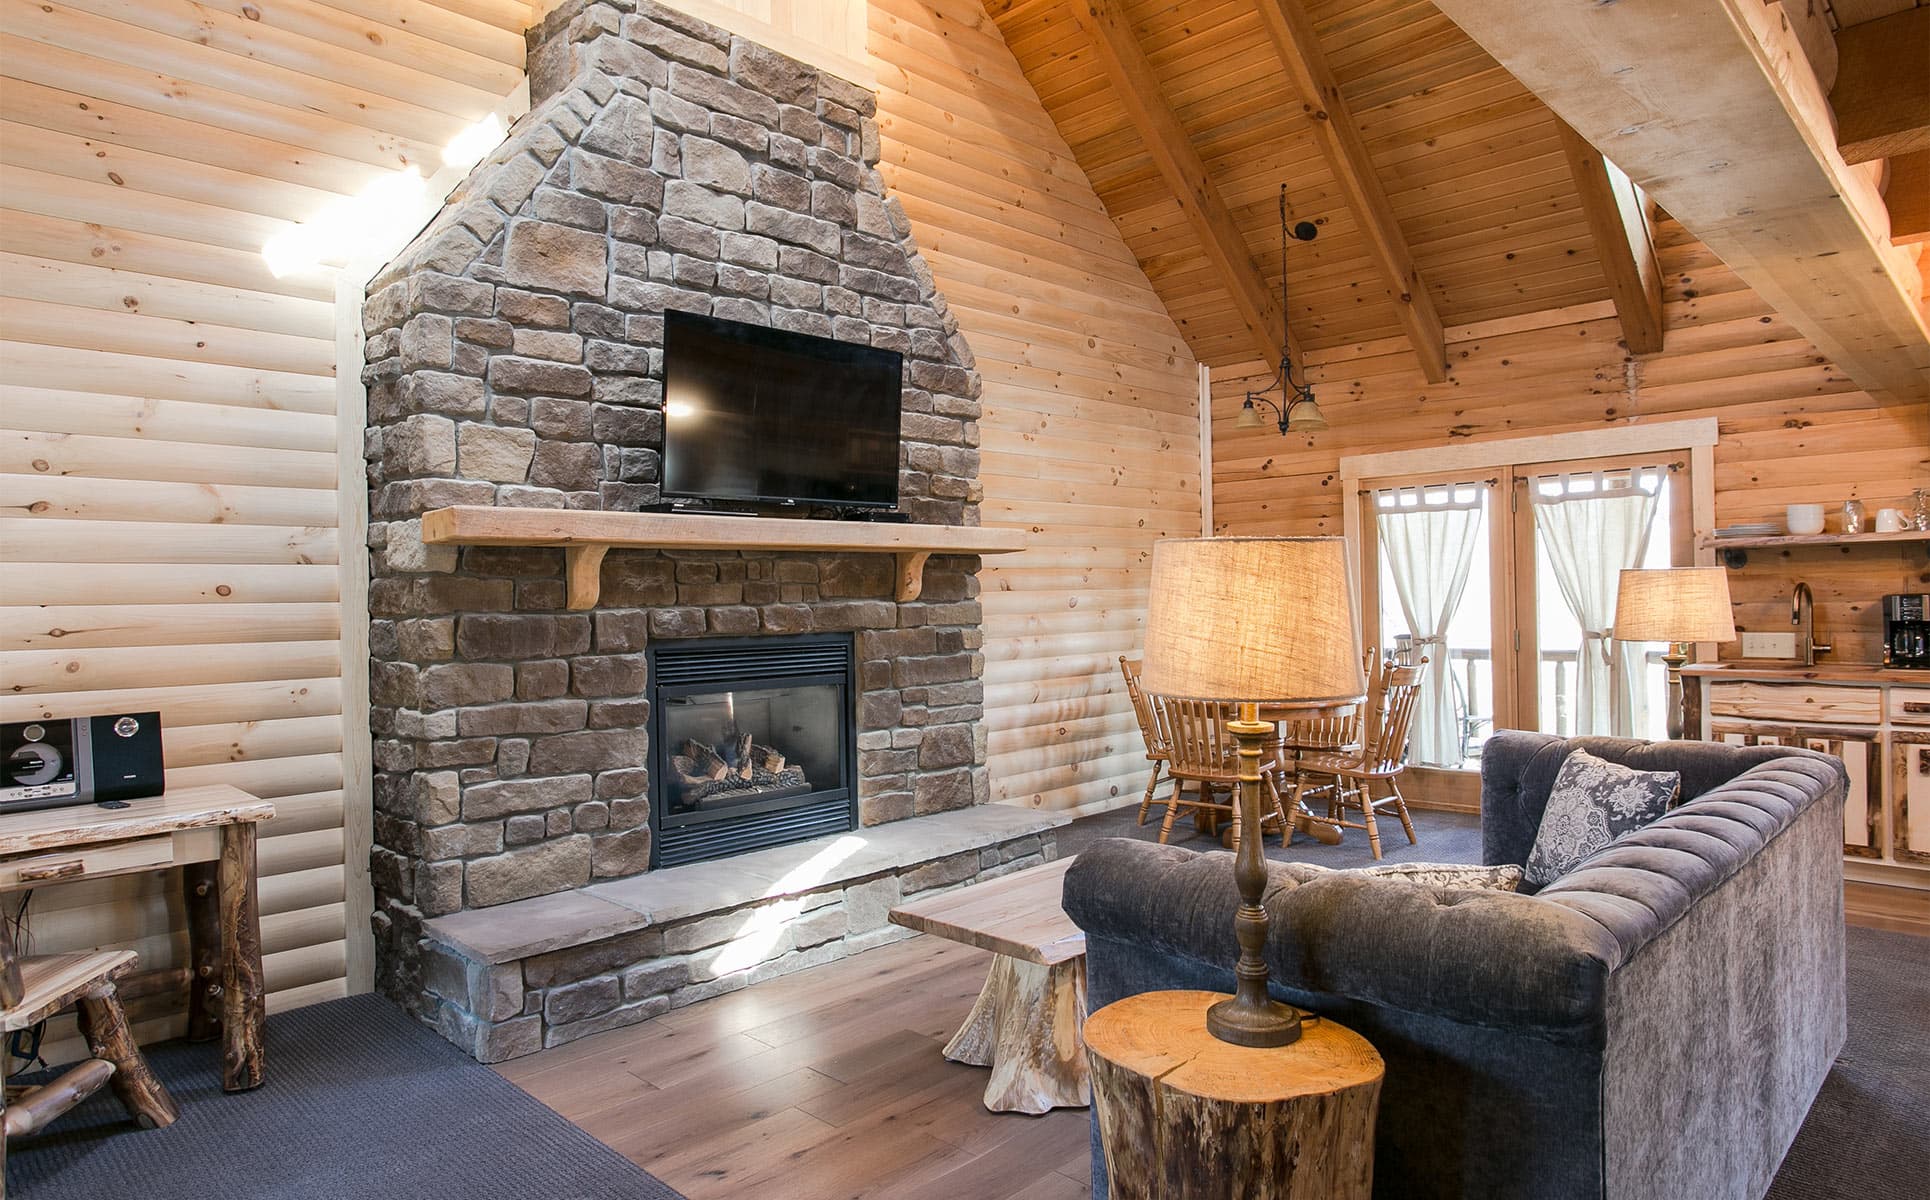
(731, 732), (754, 782)
(681, 739), (730, 781)
(755, 745), (786, 773)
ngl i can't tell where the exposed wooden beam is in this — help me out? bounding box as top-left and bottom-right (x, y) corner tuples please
(1431, 0), (1930, 404)
(1832, 5), (1930, 163)
(1890, 150), (1930, 246)
(1252, 0), (1447, 382)
(1554, 120), (1665, 354)
(1063, 0), (1291, 371)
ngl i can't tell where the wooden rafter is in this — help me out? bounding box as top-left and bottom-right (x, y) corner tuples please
(1554, 121), (1665, 355)
(1890, 150), (1930, 246)
(1252, 0), (1447, 382)
(1063, 0), (1293, 371)
(1831, 5), (1930, 164)
(1431, 0), (1930, 404)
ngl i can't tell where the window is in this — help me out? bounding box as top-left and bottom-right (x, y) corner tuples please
(1358, 452), (1692, 771)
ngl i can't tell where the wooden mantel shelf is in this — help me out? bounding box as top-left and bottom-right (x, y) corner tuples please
(419, 506), (1027, 610)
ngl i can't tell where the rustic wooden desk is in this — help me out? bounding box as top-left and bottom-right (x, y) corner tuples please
(0, 785), (275, 1092)
(888, 855), (1087, 1114)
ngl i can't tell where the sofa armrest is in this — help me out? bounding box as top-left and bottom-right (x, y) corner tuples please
(1064, 838), (1625, 1042)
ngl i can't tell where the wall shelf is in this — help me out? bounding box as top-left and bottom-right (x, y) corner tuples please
(1700, 528), (1930, 567)
(1699, 529), (1930, 551)
(419, 507), (1027, 610)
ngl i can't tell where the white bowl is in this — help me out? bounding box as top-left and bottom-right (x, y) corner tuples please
(1786, 504), (1826, 535)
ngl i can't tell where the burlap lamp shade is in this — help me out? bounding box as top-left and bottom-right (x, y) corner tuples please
(1614, 567), (1737, 644)
(1141, 537), (1365, 705)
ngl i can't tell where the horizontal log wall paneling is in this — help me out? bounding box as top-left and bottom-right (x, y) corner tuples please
(1209, 218), (1930, 669)
(871, 0), (1202, 815)
(0, 0), (537, 1050)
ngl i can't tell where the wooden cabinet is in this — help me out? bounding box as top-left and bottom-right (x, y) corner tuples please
(1708, 682), (1883, 724)
(1698, 672), (1930, 881)
(1892, 733), (1930, 866)
(1713, 724), (1883, 858)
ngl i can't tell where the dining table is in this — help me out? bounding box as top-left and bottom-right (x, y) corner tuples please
(1254, 699), (1362, 846)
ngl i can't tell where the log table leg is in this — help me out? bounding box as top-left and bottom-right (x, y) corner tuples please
(218, 822), (266, 1091)
(1086, 990), (1383, 1200)
(184, 861), (221, 1043)
(943, 954), (1090, 1114)
(75, 983), (179, 1129)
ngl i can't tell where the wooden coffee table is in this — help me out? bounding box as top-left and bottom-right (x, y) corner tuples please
(888, 855), (1088, 1114)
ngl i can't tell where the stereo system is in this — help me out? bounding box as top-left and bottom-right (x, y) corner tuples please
(1, 712), (165, 814)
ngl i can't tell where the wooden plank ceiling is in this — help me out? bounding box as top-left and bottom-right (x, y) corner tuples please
(982, 0), (1613, 373)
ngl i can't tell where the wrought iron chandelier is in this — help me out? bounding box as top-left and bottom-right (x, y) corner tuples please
(1236, 185), (1326, 435)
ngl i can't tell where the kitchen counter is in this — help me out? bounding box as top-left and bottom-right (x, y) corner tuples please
(1681, 662), (1930, 685)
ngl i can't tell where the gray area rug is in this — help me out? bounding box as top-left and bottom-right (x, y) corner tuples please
(1767, 925), (1930, 1200)
(1058, 795), (1485, 868)
(8, 992), (685, 1200)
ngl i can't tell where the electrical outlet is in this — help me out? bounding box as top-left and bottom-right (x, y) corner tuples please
(1741, 631), (1799, 659)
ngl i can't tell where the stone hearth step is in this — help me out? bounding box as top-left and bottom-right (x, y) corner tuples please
(418, 805), (1068, 1060)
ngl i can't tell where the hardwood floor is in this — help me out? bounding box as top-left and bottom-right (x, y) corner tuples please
(1845, 880), (1930, 935)
(499, 874), (1923, 1200)
(495, 934), (1092, 1200)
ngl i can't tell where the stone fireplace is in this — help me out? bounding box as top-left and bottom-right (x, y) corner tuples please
(359, 0), (1058, 1060)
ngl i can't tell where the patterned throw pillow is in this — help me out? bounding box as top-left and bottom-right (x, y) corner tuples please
(1298, 861), (1524, 892)
(1523, 749), (1681, 888)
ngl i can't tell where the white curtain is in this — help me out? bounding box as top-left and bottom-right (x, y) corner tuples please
(1376, 488), (1483, 766)
(1531, 469), (1662, 736)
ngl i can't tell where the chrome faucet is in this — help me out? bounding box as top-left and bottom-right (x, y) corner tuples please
(1791, 582), (1834, 666)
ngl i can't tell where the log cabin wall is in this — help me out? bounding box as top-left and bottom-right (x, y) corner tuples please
(0, 0), (1199, 1062)
(1210, 217), (1930, 666)
(0, 0), (536, 1050)
(869, 0), (1203, 817)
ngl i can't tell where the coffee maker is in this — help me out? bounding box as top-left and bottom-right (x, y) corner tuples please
(1883, 594), (1930, 669)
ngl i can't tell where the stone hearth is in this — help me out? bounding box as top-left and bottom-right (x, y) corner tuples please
(421, 805), (1063, 1059)
(359, 0), (1028, 1058)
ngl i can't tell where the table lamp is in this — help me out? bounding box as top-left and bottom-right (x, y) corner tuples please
(1613, 566), (1737, 740)
(1140, 537), (1365, 1047)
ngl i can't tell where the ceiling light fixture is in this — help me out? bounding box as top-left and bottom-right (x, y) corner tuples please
(1236, 185), (1325, 435)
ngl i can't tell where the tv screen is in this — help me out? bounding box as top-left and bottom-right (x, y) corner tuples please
(661, 311), (904, 510)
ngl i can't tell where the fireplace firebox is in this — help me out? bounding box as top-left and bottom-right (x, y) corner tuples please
(647, 634), (858, 868)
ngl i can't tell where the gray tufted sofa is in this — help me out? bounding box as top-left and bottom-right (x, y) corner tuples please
(1063, 732), (1848, 1200)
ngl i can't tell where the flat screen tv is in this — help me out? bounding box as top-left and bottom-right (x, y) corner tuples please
(661, 311), (904, 510)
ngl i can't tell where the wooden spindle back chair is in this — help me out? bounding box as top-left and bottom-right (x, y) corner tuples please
(1286, 655), (1428, 859)
(1118, 658), (1171, 827)
(1279, 648), (1378, 757)
(1149, 696), (1294, 847)
(0, 913), (177, 1175)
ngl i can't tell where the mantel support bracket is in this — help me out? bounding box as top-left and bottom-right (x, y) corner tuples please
(564, 545), (610, 611)
(895, 551), (932, 602)
(560, 544), (936, 609)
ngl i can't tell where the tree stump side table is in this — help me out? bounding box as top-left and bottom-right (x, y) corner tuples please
(1085, 990), (1384, 1200)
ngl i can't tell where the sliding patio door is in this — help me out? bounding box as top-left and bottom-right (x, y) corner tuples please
(1360, 452), (1691, 776)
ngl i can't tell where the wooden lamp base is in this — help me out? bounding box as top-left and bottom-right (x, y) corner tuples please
(1208, 713), (1302, 1047)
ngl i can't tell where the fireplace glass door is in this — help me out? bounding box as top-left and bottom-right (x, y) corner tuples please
(658, 680), (842, 820)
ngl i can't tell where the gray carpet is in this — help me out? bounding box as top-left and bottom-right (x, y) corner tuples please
(8, 992), (685, 1200)
(1057, 796), (1485, 868)
(1766, 926), (1930, 1200)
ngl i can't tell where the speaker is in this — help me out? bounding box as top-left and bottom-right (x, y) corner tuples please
(2, 712), (164, 813)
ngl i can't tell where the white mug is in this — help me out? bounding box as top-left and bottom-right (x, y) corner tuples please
(1786, 504), (1826, 535)
(1876, 508), (1905, 533)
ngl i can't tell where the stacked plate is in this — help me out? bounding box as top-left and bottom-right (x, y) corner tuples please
(1713, 523), (1781, 538)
